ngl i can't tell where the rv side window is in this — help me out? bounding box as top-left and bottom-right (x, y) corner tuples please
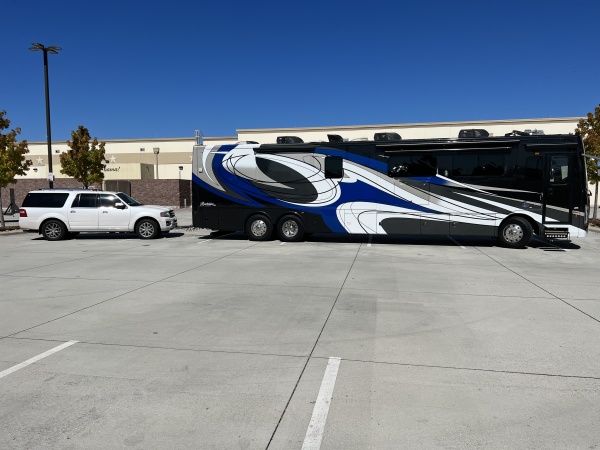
(452, 153), (506, 177)
(388, 154), (437, 177)
(525, 156), (543, 180)
(325, 156), (343, 178)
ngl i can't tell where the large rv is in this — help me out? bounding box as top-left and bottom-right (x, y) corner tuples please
(191, 134), (589, 248)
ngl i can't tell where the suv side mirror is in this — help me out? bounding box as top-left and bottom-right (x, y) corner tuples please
(115, 202), (126, 209)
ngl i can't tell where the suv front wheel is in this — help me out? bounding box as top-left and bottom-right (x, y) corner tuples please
(42, 219), (67, 241)
(136, 218), (160, 239)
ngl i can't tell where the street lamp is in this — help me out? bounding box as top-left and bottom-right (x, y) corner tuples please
(153, 148), (160, 179)
(29, 43), (61, 188)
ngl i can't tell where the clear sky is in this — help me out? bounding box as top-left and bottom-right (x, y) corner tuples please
(3, 0), (599, 142)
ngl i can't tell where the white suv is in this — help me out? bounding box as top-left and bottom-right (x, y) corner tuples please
(19, 189), (177, 240)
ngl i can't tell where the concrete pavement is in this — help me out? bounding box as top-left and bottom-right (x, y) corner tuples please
(0, 227), (599, 449)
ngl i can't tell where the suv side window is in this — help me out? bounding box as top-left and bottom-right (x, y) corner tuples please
(72, 193), (98, 208)
(22, 193), (70, 208)
(100, 194), (119, 208)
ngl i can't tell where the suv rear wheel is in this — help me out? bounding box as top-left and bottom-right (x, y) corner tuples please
(42, 220), (67, 241)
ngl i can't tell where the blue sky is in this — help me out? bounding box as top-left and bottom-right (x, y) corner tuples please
(3, 0), (599, 142)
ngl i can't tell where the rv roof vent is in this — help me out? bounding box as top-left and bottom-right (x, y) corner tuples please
(458, 129), (490, 138)
(327, 134), (344, 142)
(374, 132), (402, 141)
(276, 136), (304, 144)
(504, 130), (529, 137)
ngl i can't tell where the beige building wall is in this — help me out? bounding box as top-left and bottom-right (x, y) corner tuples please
(236, 117), (580, 144)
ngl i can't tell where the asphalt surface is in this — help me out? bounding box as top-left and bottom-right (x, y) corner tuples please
(1, 214), (599, 449)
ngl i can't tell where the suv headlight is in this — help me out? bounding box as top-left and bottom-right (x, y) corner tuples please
(160, 211), (170, 217)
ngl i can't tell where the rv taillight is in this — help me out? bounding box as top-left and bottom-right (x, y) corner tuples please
(19, 208), (27, 217)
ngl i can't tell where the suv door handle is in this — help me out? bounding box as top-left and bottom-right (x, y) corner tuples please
(102, 211), (108, 214)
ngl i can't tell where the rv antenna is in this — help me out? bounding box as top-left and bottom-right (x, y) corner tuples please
(195, 130), (204, 145)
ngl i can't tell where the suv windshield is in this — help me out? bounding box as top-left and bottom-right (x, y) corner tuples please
(117, 192), (143, 206)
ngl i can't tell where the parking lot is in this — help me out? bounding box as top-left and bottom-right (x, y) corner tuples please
(1, 220), (600, 449)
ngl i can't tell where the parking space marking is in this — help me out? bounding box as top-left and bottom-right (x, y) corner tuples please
(302, 357), (341, 450)
(447, 236), (466, 249)
(0, 340), (78, 380)
(367, 236), (372, 247)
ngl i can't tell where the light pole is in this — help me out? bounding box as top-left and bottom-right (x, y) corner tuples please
(29, 43), (61, 188)
(153, 148), (160, 179)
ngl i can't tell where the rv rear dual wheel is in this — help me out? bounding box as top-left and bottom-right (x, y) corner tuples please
(277, 215), (305, 242)
(498, 217), (532, 249)
(246, 215), (273, 241)
(245, 214), (305, 242)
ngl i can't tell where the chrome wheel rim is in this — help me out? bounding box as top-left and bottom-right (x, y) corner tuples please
(251, 219), (268, 237)
(281, 220), (298, 238)
(139, 222), (155, 238)
(45, 222), (61, 239)
(503, 224), (524, 243)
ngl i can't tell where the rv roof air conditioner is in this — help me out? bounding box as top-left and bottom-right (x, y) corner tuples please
(458, 129), (490, 138)
(276, 136), (304, 144)
(374, 132), (402, 141)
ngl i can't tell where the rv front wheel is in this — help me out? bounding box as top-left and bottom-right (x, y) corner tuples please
(246, 215), (273, 241)
(498, 217), (532, 248)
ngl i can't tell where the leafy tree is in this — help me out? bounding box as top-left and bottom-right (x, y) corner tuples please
(60, 125), (106, 188)
(575, 104), (600, 219)
(0, 110), (31, 228)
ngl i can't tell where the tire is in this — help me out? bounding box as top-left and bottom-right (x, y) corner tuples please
(245, 215), (273, 241)
(277, 215), (305, 242)
(136, 218), (160, 239)
(42, 220), (67, 241)
(498, 217), (532, 248)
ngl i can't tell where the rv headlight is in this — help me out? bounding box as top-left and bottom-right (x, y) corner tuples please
(160, 211), (170, 217)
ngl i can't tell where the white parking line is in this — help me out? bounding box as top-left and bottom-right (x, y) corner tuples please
(0, 340), (78, 380)
(280, 242), (286, 246)
(302, 357), (341, 450)
(447, 236), (466, 249)
(367, 236), (372, 247)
